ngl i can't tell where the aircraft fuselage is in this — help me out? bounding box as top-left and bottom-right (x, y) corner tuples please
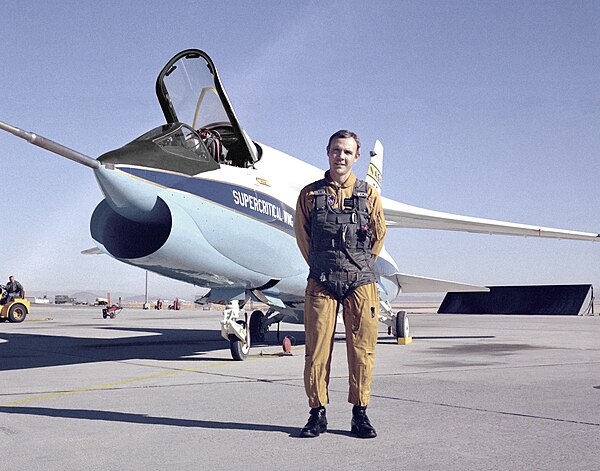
(91, 141), (324, 305)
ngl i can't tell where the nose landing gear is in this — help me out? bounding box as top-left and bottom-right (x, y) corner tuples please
(221, 301), (250, 361)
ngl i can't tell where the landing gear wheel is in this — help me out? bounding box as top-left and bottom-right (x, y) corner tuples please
(395, 311), (409, 340)
(229, 320), (250, 361)
(8, 303), (27, 323)
(249, 310), (265, 343)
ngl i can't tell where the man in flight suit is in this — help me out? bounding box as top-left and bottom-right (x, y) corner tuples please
(294, 130), (386, 438)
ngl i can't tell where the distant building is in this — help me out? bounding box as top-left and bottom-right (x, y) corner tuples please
(55, 295), (73, 304)
(25, 296), (51, 304)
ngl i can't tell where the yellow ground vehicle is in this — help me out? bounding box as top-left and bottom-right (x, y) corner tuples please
(0, 287), (29, 323)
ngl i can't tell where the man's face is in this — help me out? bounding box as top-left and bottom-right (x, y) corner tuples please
(327, 137), (359, 181)
(8, 276), (13, 283)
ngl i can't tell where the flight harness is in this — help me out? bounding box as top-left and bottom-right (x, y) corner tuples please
(308, 179), (377, 301)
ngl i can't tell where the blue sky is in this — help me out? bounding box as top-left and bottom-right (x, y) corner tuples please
(1, 1), (599, 298)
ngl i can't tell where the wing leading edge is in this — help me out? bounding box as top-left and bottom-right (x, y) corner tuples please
(382, 198), (600, 242)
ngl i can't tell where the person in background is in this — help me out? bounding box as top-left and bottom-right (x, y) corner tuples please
(1, 275), (24, 304)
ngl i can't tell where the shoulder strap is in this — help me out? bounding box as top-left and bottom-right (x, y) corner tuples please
(353, 179), (369, 212)
(353, 179), (368, 197)
(311, 179), (329, 211)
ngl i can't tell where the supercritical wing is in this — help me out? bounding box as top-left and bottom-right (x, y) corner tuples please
(382, 197), (600, 242)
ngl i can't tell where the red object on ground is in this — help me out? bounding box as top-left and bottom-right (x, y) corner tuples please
(282, 336), (292, 353)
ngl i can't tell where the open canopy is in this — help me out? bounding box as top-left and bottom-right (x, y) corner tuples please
(156, 49), (259, 167)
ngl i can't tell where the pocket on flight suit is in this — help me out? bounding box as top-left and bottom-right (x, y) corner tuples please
(305, 282), (335, 324)
(343, 284), (379, 349)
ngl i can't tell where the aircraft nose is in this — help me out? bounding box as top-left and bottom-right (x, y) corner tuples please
(94, 167), (159, 222)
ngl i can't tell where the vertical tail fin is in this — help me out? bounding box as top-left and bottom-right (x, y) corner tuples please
(366, 139), (383, 194)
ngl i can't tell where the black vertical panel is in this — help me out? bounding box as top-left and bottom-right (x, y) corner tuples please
(438, 285), (594, 315)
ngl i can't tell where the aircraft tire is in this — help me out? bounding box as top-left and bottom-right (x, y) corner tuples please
(8, 303), (27, 323)
(395, 311), (409, 339)
(229, 320), (250, 361)
(249, 310), (265, 343)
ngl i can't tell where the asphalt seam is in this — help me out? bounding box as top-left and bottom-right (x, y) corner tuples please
(0, 352), (296, 406)
(374, 360), (600, 377)
(0, 358), (253, 407)
(369, 393), (600, 427)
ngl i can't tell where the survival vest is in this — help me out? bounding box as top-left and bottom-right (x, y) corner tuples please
(308, 178), (377, 300)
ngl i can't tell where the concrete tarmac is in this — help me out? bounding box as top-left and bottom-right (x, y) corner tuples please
(1, 304), (599, 470)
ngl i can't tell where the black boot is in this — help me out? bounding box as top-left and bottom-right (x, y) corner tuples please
(300, 407), (327, 438)
(351, 405), (377, 438)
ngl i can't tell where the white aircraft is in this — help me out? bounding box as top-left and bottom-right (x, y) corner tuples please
(1, 49), (598, 359)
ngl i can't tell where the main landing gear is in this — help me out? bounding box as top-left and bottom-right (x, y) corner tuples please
(379, 301), (411, 344)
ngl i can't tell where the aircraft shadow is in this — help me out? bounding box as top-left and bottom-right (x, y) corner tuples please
(1, 327), (493, 372)
(0, 327), (305, 372)
(0, 406), (300, 436)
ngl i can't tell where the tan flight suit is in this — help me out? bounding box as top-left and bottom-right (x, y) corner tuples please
(295, 171), (386, 407)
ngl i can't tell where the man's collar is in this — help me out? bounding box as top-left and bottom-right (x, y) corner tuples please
(324, 170), (357, 189)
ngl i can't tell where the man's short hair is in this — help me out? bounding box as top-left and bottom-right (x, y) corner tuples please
(327, 130), (361, 156)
